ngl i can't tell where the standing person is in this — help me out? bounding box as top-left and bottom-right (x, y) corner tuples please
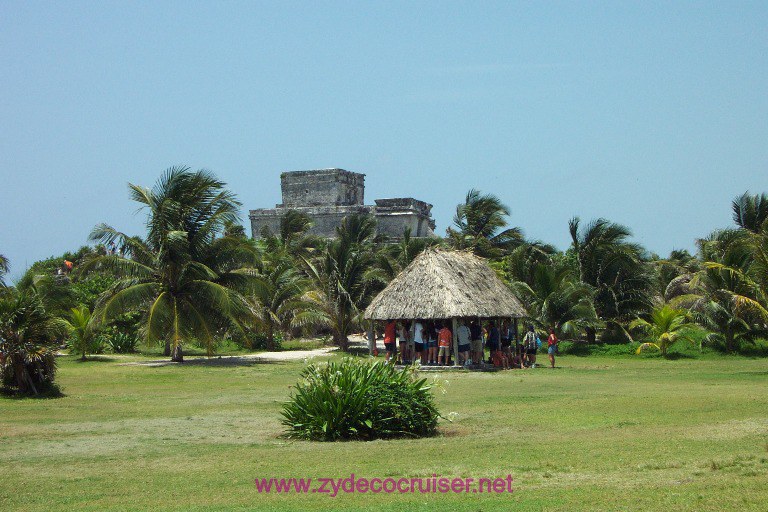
(486, 322), (500, 363)
(411, 319), (425, 365)
(547, 327), (558, 368)
(438, 323), (452, 366)
(398, 321), (409, 364)
(457, 320), (471, 366)
(501, 320), (513, 358)
(426, 321), (438, 365)
(523, 325), (537, 368)
(469, 320), (483, 367)
(383, 320), (397, 363)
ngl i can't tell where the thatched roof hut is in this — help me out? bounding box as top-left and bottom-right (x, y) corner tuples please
(364, 248), (527, 321)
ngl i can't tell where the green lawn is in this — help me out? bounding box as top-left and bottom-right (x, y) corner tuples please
(1, 352), (767, 511)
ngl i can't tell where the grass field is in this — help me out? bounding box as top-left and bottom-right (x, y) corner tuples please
(1, 350), (767, 511)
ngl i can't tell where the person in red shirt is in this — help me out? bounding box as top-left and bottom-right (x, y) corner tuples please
(383, 320), (397, 363)
(438, 324), (452, 366)
(547, 327), (558, 368)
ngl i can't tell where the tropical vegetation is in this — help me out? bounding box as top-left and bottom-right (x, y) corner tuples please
(281, 357), (440, 441)
(3, 164), (768, 380)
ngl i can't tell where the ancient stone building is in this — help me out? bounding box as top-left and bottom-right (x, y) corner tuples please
(249, 169), (435, 239)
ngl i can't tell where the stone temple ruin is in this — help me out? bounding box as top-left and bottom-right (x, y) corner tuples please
(249, 169), (435, 239)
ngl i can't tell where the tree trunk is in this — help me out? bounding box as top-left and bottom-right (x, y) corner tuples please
(585, 326), (596, 344)
(267, 320), (276, 350)
(171, 344), (184, 363)
(725, 327), (735, 353)
(164, 340), (171, 357)
(334, 331), (349, 352)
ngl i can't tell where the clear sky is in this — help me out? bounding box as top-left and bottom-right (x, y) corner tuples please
(2, 1), (767, 280)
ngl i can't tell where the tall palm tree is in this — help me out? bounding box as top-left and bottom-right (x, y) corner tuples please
(508, 253), (600, 338)
(87, 166), (256, 362)
(447, 189), (524, 258)
(569, 217), (654, 341)
(303, 214), (385, 351)
(686, 230), (768, 352)
(248, 254), (317, 349)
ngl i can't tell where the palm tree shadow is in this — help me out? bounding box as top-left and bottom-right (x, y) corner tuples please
(137, 356), (283, 368)
(74, 356), (118, 363)
(663, 352), (696, 360)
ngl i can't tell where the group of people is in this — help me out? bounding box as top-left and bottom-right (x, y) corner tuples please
(381, 319), (559, 369)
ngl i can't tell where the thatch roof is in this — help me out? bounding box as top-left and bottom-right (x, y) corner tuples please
(364, 248), (527, 320)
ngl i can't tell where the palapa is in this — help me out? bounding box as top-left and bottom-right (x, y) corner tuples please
(364, 248), (527, 321)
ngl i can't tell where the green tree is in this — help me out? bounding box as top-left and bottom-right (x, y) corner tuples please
(87, 166), (256, 362)
(447, 189), (524, 258)
(631, 305), (696, 356)
(377, 227), (440, 280)
(63, 305), (96, 361)
(259, 209), (321, 262)
(568, 217), (654, 341)
(732, 191), (768, 234)
(507, 250), (599, 338)
(0, 288), (65, 395)
(248, 255), (318, 349)
(304, 214), (384, 351)
(0, 253), (9, 288)
(685, 230), (768, 352)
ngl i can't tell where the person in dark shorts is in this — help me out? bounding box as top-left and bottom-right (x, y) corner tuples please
(457, 320), (471, 366)
(486, 322), (500, 362)
(523, 325), (537, 368)
(383, 320), (397, 362)
(426, 321), (438, 365)
(469, 320), (483, 366)
(412, 319), (425, 364)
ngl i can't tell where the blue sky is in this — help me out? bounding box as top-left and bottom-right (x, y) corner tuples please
(1, 1), (766, 280)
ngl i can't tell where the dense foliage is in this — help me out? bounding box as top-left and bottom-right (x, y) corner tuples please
(5, 168), (768, 364)
(281, 358), (440, 441)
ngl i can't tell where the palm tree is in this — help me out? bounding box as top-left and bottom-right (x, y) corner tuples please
(87, 166), (256, 362)
(447, 189), (524, 258)
(732, 191), (768, 234)
(303, 214), (385, 351)
(508, 252), (600, 339)
(248, 255), (318, 349)
(63, 305), (96, 361)
(0, 253), (9, 288)
(0, 289), (65, 395)
(686, 231), (768, 352)
(631, 305), (696, 356)
(569, 217), (654, 341)
(260, 209), (321, 262)
(377, 227), (439, 280)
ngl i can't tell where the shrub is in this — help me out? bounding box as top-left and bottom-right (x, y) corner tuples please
(231, 329), (283, 350)
(281, 358), (440, 441)
(102, 331), (138, 353)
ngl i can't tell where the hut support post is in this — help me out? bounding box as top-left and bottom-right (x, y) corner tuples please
(367, 321), (375, 356)
(452, 317), (459, 367)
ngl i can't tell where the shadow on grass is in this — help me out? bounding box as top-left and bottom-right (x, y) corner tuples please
(663, 352), (697, 360)
(74, 356), (119, 363)
(1, 386), (66, 400)
(128, 356), (284, 368)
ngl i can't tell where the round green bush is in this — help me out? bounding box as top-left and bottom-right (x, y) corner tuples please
(281, 358), (440, 441)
